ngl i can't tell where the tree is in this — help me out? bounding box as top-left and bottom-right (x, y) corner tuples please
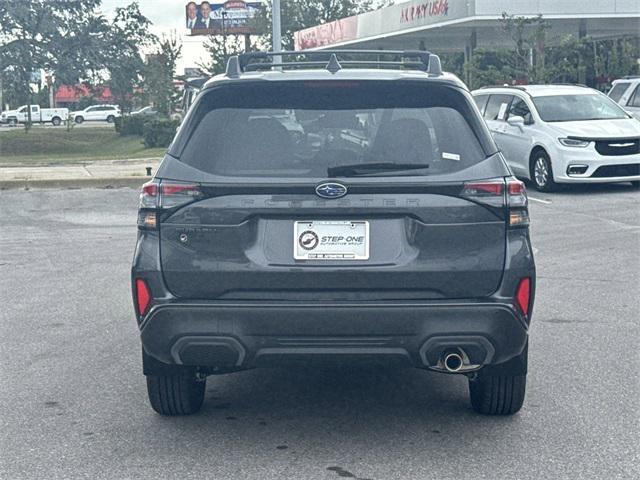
(0, 0), (105, 129)
(200, 35), (254, 76)
(462, 49), (519, 90)
(143, 33), (182, 115)
(104, 2), (155, 112)
(500, 13), (550, 83)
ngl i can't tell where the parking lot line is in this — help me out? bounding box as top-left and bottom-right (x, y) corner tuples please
(528, 196), (552, 205)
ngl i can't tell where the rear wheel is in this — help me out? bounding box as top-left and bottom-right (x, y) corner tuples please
(106, 115), (115, 123)
(468, 345), (528, 415)
(75, 116), (84, 124)
(146, 373), (206, 415)
(51, 116), (61, 126)
(530, 151), (557, 192)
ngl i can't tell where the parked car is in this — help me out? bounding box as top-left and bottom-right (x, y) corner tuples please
(132, 50), (535, 416)
(130, 106), (158, 117)
(70, 104), (120, 124)
(472, 85), (640, 191)
(608, 76), (640, 121)
(0, 105), (68, 126)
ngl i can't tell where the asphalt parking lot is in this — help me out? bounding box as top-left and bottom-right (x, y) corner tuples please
(1, 184), (638, 480)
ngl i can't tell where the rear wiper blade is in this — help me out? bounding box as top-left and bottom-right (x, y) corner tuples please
(328, 162), (429, 177)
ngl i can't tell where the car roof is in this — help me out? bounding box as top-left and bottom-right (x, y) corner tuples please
(472, 84), (598, 97)
(612, 77), (640, 84)
(203, 68), (466, 90)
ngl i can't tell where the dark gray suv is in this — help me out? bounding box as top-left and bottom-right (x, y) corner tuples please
(132, 51), (535, 416)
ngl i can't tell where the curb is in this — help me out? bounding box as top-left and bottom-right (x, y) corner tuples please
(0, 176), (151, 190)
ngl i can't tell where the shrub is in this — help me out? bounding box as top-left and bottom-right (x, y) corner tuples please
(142, 118), (180, 148)
(117, 115), (149, 136)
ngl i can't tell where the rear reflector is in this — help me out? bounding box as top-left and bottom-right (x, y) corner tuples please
(515, 277), (531, 316)
(135, 278), (152, 316)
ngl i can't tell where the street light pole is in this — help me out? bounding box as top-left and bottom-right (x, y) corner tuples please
(221, 9), (228, 60)
(272, 0), (282, 63)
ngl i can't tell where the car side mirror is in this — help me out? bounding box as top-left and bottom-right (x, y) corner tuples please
(507, 115), (525, 127)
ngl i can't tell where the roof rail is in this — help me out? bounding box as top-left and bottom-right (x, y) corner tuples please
(226, 50), (443, 77)
(478, 85), (528, 91)
(553, 82), (589, 88)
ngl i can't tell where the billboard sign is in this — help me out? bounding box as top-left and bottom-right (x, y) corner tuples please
(185, 1), (262, 35)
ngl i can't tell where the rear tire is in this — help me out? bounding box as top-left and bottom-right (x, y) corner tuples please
(469, 373), (526, 415)
(51, 116), (61, 126)
(468, 345), (528, 415)
(146, 373), (206, 415)
(106, 115), (115, 123)
(530, 150), (557, 192)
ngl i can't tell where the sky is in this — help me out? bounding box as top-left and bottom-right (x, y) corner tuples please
(98, 0), (225, 72)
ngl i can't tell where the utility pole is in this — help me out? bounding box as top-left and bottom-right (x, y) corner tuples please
(272, 0), (282, 62)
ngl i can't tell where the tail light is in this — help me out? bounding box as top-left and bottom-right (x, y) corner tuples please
(135, 278), (152, 316)
(506, 178), (529, 227)
(461, 180), (504, 207)
(461, 177), (529, 228)
(138, 180), (203, 229)
(515, 277), (531, 316)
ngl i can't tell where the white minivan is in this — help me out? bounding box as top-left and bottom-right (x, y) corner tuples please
(472, 85), (640, 191)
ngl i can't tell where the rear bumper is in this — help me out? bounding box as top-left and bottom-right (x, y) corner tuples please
(140, 301), (529, 371)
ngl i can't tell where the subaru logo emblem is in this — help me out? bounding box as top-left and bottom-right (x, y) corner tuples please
(315, 182), (347, 199)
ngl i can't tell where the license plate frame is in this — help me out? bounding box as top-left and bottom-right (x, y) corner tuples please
(294, 220), (370, 260)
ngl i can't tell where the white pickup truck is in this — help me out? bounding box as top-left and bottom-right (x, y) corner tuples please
(0, 105), (69, 126)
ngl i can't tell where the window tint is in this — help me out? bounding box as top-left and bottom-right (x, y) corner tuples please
(628, 86), (640, 108)
(508, 97), (533, 124)
(175, 82), (490, 179)
(86, 107), (96, 112)
(608, 83), (629, 103)
(31, 106), (38, 113)
(484, 95), (512, 121)
(474, 95), (489, 114)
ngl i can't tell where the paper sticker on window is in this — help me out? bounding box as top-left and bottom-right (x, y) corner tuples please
(442, 152), (460, 161)
(498, 103), (509, 120)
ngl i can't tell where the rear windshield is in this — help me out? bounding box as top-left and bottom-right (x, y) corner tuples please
(172, 81), (489, 178)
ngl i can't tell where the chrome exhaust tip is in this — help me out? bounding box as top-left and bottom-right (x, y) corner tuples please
(443, 351), (464, 372)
